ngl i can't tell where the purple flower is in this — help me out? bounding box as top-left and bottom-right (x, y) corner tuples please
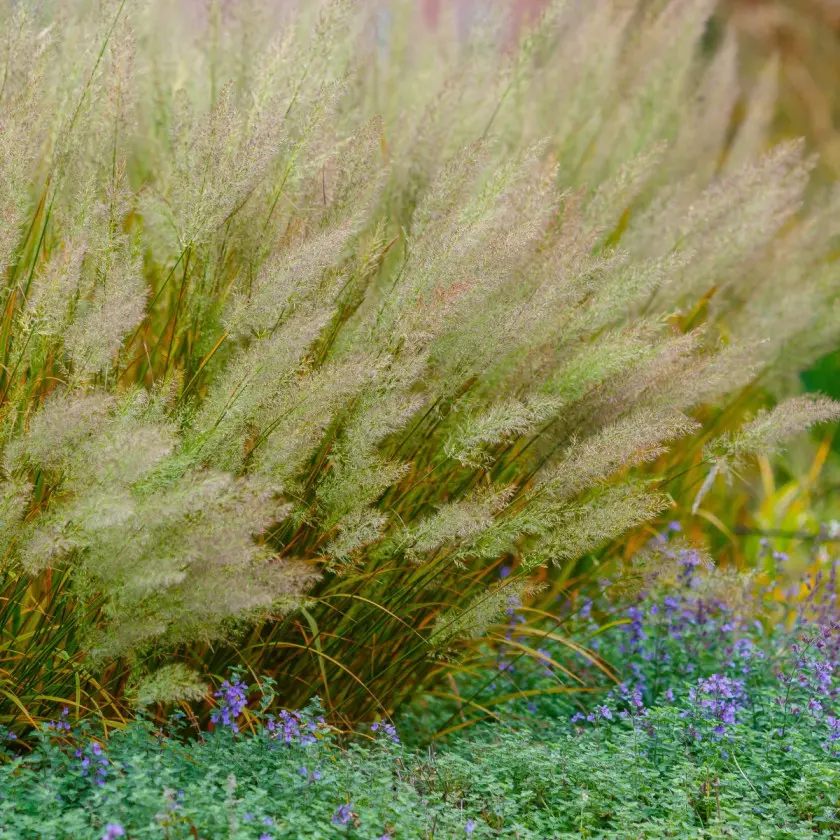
(259, 835), (273, 840)
(332, 804), (353, 826)
(267, 708), (317, 744)
(663, 596), (681, 615)
(47, 708), (72, 733)
(371, 721), (400, 743)
(733, 638), (757, 659)
(101, 825), (125, 840)
(623, 605), (648, 653)
(210, 679), (248, 733)
(298, 766), (322, 782)
(823, 715), (840, 751)
(614, 682), (647, 721)
(677, 549), (704, 586)
(465, 819), (477, 834)
(687, 674), (744, 738)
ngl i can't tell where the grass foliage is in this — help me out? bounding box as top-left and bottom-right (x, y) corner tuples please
(2, 0), (840, 728)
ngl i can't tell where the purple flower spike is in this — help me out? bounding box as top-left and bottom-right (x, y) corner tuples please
(101, 825), (125, 840)
(210, 679), (248, 732)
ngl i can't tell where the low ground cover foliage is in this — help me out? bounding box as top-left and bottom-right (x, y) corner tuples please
(6, 526), (840, 838)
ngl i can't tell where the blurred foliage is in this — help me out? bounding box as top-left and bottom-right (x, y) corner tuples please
(729, 0), (840, 178)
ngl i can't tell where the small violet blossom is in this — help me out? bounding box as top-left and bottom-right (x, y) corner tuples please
(371, 721), (400, 743)
(332, 804), (353, 826)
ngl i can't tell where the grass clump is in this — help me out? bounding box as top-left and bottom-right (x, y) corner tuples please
(1, 0), (840, 728)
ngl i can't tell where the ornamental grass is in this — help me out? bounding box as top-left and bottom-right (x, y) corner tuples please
(1, 0), (839, 730)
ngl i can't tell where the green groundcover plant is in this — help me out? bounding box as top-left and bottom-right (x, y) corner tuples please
(2, 0), (840, 729)
(6, 526), (840, 839)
